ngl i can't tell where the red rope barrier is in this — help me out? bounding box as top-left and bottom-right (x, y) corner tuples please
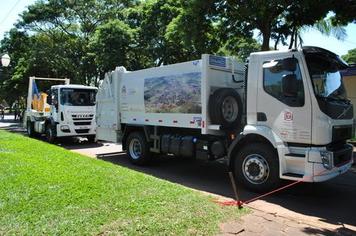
(214, 159), (353, 208)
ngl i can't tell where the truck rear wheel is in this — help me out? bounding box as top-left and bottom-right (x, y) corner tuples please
(209, 88), (242, 129)
(45, 124), (56, 143)
(27, 120), (35, 137)
(233, 143), (280, 193)
(126, 132), (151, 165)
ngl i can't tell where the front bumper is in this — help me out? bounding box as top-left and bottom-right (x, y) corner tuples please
(311, 144), (353, 182)
(281, 143), (353, 182)
(56, 124), (95, 137)
(313, 161), (352, 182)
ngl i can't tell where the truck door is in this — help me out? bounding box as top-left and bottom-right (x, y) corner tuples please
(96, 72), (121, 143)
(51, 88), (60, 123)
(256, 55), (312, 144)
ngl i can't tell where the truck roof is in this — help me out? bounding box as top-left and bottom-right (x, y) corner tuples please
(249, 48), (299, 57)
(52, 84), (97, 90)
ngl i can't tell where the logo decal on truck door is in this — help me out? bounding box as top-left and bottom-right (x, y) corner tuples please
(121, 86), (127, 96)
(284, 111), (293, 121)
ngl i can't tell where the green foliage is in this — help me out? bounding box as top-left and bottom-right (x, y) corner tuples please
(0, 130), (247, 235)
(165, 0), (221, 58)
(223, 0), (289, 50)
(0, 0), (355, 105)
(219, 38), (261, 62)
(89, 20), (135, 74)
(331, 0), (356, 25)
(222, 0), (341, 51)
(342, 48), (356, 64)
(134, 0), (189, 66)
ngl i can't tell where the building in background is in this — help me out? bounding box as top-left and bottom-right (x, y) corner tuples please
(342, 64), (356, 134)
(342, 65), (356, 112)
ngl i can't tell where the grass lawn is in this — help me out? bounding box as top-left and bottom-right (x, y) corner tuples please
(0, 130), (246, 235)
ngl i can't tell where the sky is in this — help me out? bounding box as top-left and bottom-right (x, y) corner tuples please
(0, 0), (355, 57)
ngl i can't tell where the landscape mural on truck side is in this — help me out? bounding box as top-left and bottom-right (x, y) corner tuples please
(144, 72), (201, 113)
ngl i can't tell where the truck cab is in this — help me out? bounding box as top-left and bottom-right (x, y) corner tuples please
(233, 46), (354, 189)
(25, 77), (97, 143)
(48, 84), (97, 141)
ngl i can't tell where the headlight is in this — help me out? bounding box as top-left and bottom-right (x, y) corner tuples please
(60, 125), (70, 131)
(320, 151), (333, 170)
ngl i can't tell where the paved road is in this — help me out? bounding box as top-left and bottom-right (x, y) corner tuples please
(1, 120), (356, 234)
(0, 115), (20, 128)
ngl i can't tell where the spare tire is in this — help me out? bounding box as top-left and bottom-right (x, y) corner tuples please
(208, 88), (242, 129)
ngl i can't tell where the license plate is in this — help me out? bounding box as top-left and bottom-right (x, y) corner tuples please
(79, 126), (90, 129)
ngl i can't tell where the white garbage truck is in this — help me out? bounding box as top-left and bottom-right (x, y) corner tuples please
(96, 46), (354, 192)
(24, 77), (97, 143)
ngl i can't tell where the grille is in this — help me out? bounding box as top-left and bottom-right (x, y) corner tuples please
(72, 117), (93, 121)
(75, 129), (90, 134)
(74, 122), (91, 126)
(72, 114), (94, 121)
(332, 125), (352, 142)
(333, 145), (353, 166)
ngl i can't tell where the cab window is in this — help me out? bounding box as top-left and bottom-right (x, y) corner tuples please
(263, 59), (304, 107)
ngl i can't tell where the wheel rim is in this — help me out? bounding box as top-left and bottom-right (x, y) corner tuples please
(221, 96), (238, 122)
(242, 154), (270, 185)
(129, 138), (142, 160)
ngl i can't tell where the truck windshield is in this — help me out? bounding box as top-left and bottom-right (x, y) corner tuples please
(305, 54), (347, 101)
(60, 88), (96, 106)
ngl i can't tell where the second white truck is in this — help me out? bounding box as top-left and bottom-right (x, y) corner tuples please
(24, 77), (97, 143)
(96, 47), (354, 192)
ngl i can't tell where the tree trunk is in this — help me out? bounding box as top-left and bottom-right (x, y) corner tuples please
(289, 27), (296, 49)
(294, 32), (299, 49)
(261, 27), (271, 51)
(274, 33), (281, 50)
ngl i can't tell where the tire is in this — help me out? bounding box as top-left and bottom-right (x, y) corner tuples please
(209, 88), (242, 129)
(45, 124), (56, 143)
(87, 135), (96, 143)
(233, 143), (280, 193)
(27, 120), (35, 137)
(126, 132), (151, 165)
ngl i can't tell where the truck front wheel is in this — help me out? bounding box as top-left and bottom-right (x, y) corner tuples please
(126, 132), (151, 165)
(27, 120), (35, 137)
(45, 124), (56, 143)
(87, 135), (96, 143)
(233, 143), (280, 193)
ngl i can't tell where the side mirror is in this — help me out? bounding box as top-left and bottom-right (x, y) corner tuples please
(282, 74), (298, 97)
(53, 100), (58, 110)
(47, 94), (52, 105)
(282, 57), (297, 72)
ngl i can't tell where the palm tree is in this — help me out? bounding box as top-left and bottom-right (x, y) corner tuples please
(288, 17), (347, 49)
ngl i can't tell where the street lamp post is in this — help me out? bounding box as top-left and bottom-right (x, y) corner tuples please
(1, 53), (10, 67)
(0, 53), (10, 120)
